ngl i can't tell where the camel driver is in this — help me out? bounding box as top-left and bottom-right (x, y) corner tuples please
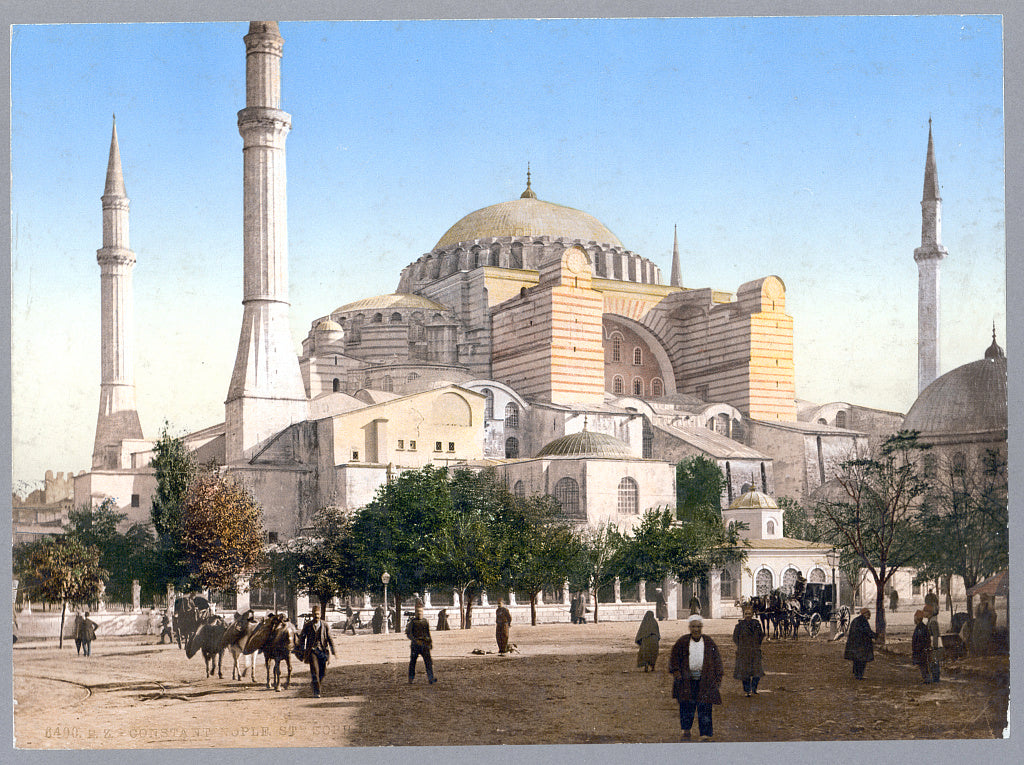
(298, 610), (336, 698)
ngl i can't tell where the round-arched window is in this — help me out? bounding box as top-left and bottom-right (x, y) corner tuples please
(554, 477), (583, 520)
(617, 477), (638, 514)
(505, 437), (519, 459)
(755, 569), (773, 597)
(809, 568), (826, 584)
(513, 481), (525, 498)
(613, 375), (624, 395)
(505, 402), (520, 429)
(782, 568), (801, 596)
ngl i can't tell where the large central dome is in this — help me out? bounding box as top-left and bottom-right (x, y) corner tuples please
(434, 194), (623, 251)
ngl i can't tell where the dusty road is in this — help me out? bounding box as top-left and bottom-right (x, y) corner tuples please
(13, 618), (1008, 749)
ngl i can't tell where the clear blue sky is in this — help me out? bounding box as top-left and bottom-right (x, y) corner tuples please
(10, 16), (1005, 485)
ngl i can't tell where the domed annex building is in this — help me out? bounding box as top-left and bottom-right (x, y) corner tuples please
(62, 22), (964, 621)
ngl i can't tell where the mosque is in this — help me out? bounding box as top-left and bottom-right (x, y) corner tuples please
(58, 22), (1002, 619)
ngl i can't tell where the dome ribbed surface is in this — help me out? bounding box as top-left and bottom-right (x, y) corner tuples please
(728, 490), (779, 510)
(316, 319), (343, 332)
(333, 293), (447, 314)
(903, 356), (1007, 434)
(434, 197), (623, 250)
(535, 430), (634, 459)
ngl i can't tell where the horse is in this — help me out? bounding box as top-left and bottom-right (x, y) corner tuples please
(185, 614), (226, 678)
(220, 610), (259, 682)
(244, 613), (297, 691)
(173, 595), (212, 649)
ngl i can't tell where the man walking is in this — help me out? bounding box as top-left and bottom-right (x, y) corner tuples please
(844, 607), (876, 680)
(668, 614), (723, 741)
(495, 599), (512, 654)
(298, 610), (336, 698)
(405, 603), (436, 684)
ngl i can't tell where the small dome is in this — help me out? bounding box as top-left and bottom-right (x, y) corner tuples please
(903, 355), (1007, 434)
(434, 196), (623, 251)
(333, 293), (447, 314)
(728, 490), (779, 511)
(316, 319), (343, 332)
(536, 430), (635, 459)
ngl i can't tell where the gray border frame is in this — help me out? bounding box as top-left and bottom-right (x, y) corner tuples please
(3, 2), (1020, 764)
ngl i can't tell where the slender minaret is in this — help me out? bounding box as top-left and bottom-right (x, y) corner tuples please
(225, 22), (307, 462)
(914, 119), (948, 393)
(93, 117), (144, 469)
(670, 224), (682, 287)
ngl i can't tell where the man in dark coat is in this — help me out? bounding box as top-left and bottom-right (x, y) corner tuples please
(655, 588), (668, 621)
(77, 612), (98, 657)
(371, 605), (384, 634)
(732, 603), (764, 696)
(844, 607), (876, 680)
(405, 603), (436, 684)
(495, 600), (512, 654)
(298, 611), (336, 698)
(668, 614), (724, 741)
(911, 609), (933, 683)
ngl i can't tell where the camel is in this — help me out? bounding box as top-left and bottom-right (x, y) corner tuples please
(185, 614), (226, 678)
(244, 613), (297, 691)
(219, 610), (259, 682)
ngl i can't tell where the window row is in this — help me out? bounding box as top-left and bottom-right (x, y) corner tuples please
(611, 376), (664, 397)
(608, 335), (645, 365)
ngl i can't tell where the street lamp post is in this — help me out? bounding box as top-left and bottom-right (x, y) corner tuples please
(826, 549), (840, 635)
(382, 571), (391, 635)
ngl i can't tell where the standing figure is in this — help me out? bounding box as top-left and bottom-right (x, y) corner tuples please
(73, 611), (84, 655)
(298, 610), (336, 698)
(911, 609), (933, 683)
(844, 608), (876, 680)
(495, 600), (512, 654)
(569, 593), (581, 624)
(732, 603), (764, 696)
(970, 594), (997, 655)
(668, 614), (724, 742)
(159, 610), (174, 644)
(634, 610), (660, 671)
(371, 605), (384, 634)
(924, 605), (942, 682)
(436, 608), (450, 631)
(889, 589), (899, 613)
(688, 594), (702, 617)
(77, 611), (98, 656)
(655, 588), (668, 621)
(405, 603), (436, 684)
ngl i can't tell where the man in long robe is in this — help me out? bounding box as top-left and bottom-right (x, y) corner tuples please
(495, 600), (512, 654)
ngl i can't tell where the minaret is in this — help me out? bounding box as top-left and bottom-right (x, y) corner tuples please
(913, 119), (948, 393)
(225, 22), (308, 462)
(670, 224), (682, 287)
(93, 117), (144, 469)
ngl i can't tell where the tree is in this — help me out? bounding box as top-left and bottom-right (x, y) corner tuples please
(914, 448), (1008, 616)
(64, 498), (146, 603)
(812, 431), (931, 641)
(676, 455), (726, 521)
(149, 423), (196, 589)
(23, 536), (107, 648)
(568, 522), (626, 623)
(179, 470), (265, 592)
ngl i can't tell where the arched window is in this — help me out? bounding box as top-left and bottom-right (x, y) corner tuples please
(611, 334), (622, 362)
(817, 418), (827, 425)
(513, 481), (525, 498)
(613, 375), (624, 395)
(510, 242), (523, 269)
(505, 437), (519, 459)
(809, 568), (826, 584)
(642, 418), (653, 459)
(505, 402), (520, 429)
(483, 388), (494, 420)
(332, 378), (341, 393)
(766, 520), (776, 536)
(755, 569), (773, 597)
(835, 410), (847, 428)
(720, 568), (735, 599)
(372, 313), (383, 323)
(632, 378), (644, 396)
(406, 372), (419, 382)
(390, 312), (403, 323)
(554, 477), (583, 520)
(651, 378), (664, 397)
(633, 347), (643, 365)
(382, 375), (393, 392)
(782, 568), (800, 596)
(617, 477), (639, 514)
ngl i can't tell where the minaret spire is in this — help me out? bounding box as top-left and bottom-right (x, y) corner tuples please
(226, 21), (308, 462)
(521, 162), (537, 199)
(670, 224), (682, 287)
(93, 116), (144, 468)
(914, 119), (948, 394)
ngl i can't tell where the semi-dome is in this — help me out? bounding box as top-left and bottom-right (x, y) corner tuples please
(728, 490), (779, 510)
(333, 293), (448, 314)
(434, 190), (623, 251)
(903, 352), (1007, 434)
(536, 429), (635, 459)
(316, 319), (343, 332)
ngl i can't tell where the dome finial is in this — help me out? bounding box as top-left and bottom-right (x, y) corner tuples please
(583, 414), (588, 431)
(985, 323), (1005, 360)
(521, 163), (537, 199)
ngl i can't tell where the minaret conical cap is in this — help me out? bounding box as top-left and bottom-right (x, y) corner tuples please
(104, 116), (126, 197)
(923, 118), (940, 202)
(670, 224), (682, 287)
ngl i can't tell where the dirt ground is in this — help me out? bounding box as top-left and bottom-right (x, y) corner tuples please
(12, 618), (1009, 749)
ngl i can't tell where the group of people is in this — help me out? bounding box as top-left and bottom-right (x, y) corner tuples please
(72, 611), (98, 656)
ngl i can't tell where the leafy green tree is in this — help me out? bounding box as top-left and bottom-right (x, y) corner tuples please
(149, 423), (196, 588)
(568, 522), (626, 623)
(813, 431), (931, 640)
(914, 448), (1008, 616)
(64, 498), (150, 603)
(676, 455), (727, 520)
(23, 536), (107, 648)
(179, 470), (265, 592)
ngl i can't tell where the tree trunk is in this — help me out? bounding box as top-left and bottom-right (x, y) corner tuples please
(465, 590), (474, 629)
(59, 599), (67, 649)
(457, 588), (467, 629)
(530, 593), (538, 626)
(874, 583), (886, 645)
(591, 588), (599, 623)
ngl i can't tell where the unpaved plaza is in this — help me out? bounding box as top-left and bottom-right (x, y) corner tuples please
(13, 619), (1008, 749)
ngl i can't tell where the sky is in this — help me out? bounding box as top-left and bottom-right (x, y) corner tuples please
(9, 15), (1006, 486)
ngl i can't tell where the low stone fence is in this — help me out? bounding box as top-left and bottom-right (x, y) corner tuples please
(14, 609), (163, 640)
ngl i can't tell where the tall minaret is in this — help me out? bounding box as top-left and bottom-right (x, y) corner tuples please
(225, 21), (307, 463)
(913, 119), (948, 393)
(670, 224), (682, 287)
(93, 117), (145, 469)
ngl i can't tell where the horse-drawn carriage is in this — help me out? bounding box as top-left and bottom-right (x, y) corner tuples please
(751, 582), (850, 639)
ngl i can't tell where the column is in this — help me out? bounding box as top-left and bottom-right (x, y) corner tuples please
(423, 589), (432, 608)
(509, 591), (517, 607)
(131, 579), (141, 612)
(613, 577), (622, 604)
(563, 581), (571, 605)
(665, 577), (679, 621)
(709, 568), (722, 619)
(639, 580), (647, 604)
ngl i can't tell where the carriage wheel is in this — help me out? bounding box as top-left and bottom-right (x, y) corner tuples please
(809, 613), (821, 637)
(838, 606), (851, 633)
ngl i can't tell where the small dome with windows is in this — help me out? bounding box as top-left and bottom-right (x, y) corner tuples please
(536, 429), (634, 459)
(728, 489), (779, 511)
